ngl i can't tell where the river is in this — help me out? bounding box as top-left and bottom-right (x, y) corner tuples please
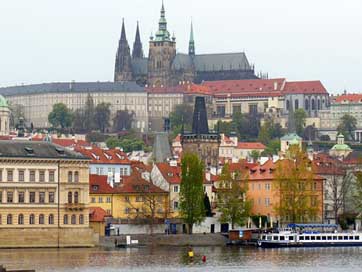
(1, 246), (361, 271)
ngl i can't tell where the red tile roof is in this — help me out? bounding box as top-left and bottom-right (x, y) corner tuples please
(75, 146), (130, 165)
(146, 83), (211, 95)
(52, 138), (91, 148)
(283, 81), (328, 95)
(203, 78), (285, 98)
(237, 142), (266, 150)
(334, 94), (362, 103)
(89, 173), (167, 195)
(89, 207), (111, 222)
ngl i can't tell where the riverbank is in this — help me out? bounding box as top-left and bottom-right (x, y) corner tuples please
(100, 233), (228, 247)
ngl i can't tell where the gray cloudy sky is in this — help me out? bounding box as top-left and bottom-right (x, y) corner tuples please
(1, 0), (361, 93)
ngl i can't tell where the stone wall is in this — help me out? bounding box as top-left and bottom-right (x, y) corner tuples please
(0, 227), (97, 248)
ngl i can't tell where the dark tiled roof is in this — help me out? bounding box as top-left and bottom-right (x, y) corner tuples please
(194, 53), (251, 72)
(0, 81), (144, 96)
(131, 58), (148, 75)
(172, 54), (193, 70)
(0, 141), (88, 160)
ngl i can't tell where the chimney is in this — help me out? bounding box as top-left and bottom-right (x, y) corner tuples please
(274, 81), (278, 90)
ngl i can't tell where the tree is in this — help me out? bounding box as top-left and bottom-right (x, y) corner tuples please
(169, 103), (193, 135)
(258, 122), (272, 145)
(106, 137), (145, 152)
(84, 93), (96, 131)
(73, 109), (86, 133)
(8, 103), (26, 128)
(179, 153), (205, 234)
(217, 164), (251, 229)
(204, 194), (212, 217)
(274, 146), (320, 224)
(353, 171), (362, 214)
(250, 150), (260, 162)
(94, 102), (111, 133)
(113, 110), (134, 132)
(294, 109), (307, 136)
(48, 103), (73, 129)
(337, 114), (357, 141)
(261, 139), (280, 156)
(214, 120), (232, 135)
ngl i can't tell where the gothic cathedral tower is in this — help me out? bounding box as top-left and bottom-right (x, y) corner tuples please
(114, 19), (133, 81)
(147, 2), (176, 87)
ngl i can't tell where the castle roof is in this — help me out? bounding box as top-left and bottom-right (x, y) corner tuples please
(334, 94), (362, 103)
(194, 52), (251, 72)
(283, 80), (327, 95)
(0, 81), (144, 97)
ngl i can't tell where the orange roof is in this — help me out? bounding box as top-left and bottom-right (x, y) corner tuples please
(89, 207), (111, 222)
(75, 146), (130, 165)
(155, 163), (181, 184)
(89, 173), (167, 195)
(283, 81), (328, 95)
(52, 138), (90, 148)
(237, 142), (266, 149)
(146, 83), (211, 95)
(203, 78), (285, 98)
(335, 94), (362, 103)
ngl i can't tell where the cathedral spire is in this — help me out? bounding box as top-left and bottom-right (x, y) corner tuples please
(114, 18), (133, 81)
(132, 21), (144, 59)
(153, 0), (171, 41)
(188, 21), (195, 56)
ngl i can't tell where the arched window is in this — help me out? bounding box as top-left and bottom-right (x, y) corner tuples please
(317, 99), (321, 110)
(68, 192), (72, 204)
(295, 99), (299, 110)
(79, 214), (84, 225)
(286, 100), (290, 111)
(29, 214), (35, 225)
(311, 99), (315, 110)
(74, 192), (79, 204)
(7, 214), (12, 225)
(68, 171), (73, 182)
(48, 214), (54, 225)
(64, 214), (68, 225)
(71, 214), (76, 225)
(18, 214), (24, 225)
(74, 171), (79, 183)
(39, 214), (44, 224)
(305, 99), (309, 110)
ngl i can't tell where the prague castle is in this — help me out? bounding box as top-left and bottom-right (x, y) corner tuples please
(114, 2), (257, 87)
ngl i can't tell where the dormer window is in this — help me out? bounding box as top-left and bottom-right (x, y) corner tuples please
(91, 153), (99, 160)
(92, 185), (99, 191)
(24, 147), (34, 155)
(167, 172), (173, 177)
(55, 147), (65, 156)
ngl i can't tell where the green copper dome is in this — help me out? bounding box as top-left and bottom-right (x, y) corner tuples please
(0, 95), (8, 108)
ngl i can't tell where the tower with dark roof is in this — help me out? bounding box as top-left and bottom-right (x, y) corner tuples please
(132, 22), (144, 59)
(114, 19), (133, 81)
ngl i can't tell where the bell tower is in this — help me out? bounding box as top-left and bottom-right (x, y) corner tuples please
(147, 1), (176, 87)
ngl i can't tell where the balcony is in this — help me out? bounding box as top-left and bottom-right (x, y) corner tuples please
(64, 203), (85, 211)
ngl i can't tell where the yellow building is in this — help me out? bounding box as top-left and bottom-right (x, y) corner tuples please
(89, 173), (169, 221)
(0, 140), (95, 248)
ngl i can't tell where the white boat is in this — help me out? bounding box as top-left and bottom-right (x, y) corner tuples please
(257, 224), (362, 248)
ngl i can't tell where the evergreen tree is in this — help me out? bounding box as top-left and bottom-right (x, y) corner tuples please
(337, 114), (357, 140)
(217, 164), (251, 229)
(48, 103), (73, 129)
(84, 93), (96, 131)
(204, 194), (212, 217)
(113, 110), (134, 132)
(179, 153), (205, 234)
(94, 102), (111, 133)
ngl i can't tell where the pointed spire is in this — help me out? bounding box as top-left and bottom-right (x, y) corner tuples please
(120, 18), (127, 42)
(114, 18), (132, 81)
(132, 21), (144, 59)
(188, 21), (195, 56)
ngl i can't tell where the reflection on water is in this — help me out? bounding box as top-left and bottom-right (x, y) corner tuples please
(1, 246), (362, 271)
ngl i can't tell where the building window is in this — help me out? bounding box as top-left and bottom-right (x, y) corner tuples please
(49, 171), (55, 182)
(7, 191), (13, 203)
(136, 196), (143, 202)
(63, 215), (68, 225)
(0, 169), (2, 181)
(79, 215), (84, 224)
(265, 198), (270, 207)
(173, 201), (179, 210)
(7, 170), (13, 182)
(29, 192), (35, 203)
(39, 214), (44, 224)
(30, 170), (35, 182)
(68, 171), (73, 182)
(18, 192), (25, 203)
(74, 171), (79, 183)
(49, 214), (54, 225)
(125, 207), (130, 214)
(18, 214), (24, 225)
(106, 197), (111, 203)
(18, 170), (25, 182)
(39, 171), (45, 182)
(74, 192), (79, 204)
(98, 197), (103, 203)
(91, 197), (96, 203)
(49, 192), (55, 203)
(7, 214), (12, 224)
(68, 192), (72, 204)
(29, 214), (35, 225)
(265, 183), (271, 191)
(39, 192), (45, 203)
(295, 99), (299, 110)
(311, 99), (315, 110)
(173, 186), (179, 193)
(71, 215), (76, 225)
(305, 99), (309, 110)
(106, 209), (111, 215)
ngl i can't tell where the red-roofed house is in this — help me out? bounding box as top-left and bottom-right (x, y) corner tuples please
(89, 207), (112, 236)
(151, 162), (213, 217)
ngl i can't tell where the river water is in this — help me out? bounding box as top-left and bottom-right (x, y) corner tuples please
(1, 246), (361, 272)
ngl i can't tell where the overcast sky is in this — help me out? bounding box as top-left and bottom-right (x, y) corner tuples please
(1, 0), (361, 93)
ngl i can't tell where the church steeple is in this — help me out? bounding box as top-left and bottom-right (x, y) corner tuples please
(132, 21), (144, 59)
(114, 19), (133, 82)
(188, 21), (195, 56)
(154, 1), (171, 42)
